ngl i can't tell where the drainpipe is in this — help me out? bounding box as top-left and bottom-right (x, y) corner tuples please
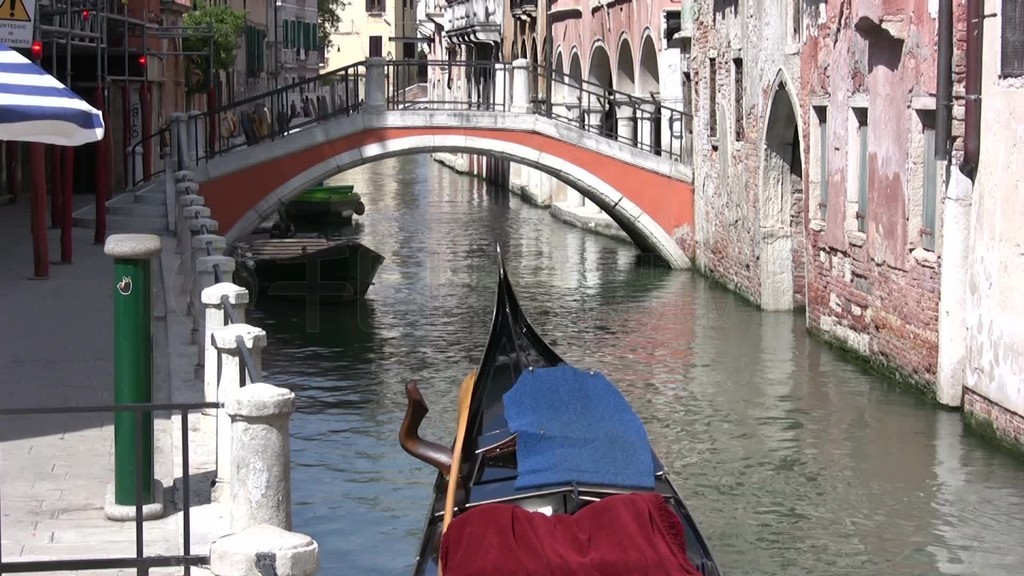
(935, 0), (952, 161)
(935, 0), (983, 408)
(961, 0), (983, 178)
(544, 1), (553, 116)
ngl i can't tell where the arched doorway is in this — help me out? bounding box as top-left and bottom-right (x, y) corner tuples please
(568, 50), (584, 127)
(587, 44), (615, 138)
(637, 34), (661, 154)
(758, 78), (805, 311)
(615, 37), (636, 144)
(553, 51), (566, 116)
(529, 37), (539, 104)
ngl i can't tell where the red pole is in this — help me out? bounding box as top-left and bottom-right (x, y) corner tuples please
(29, 143), (49, 279)
(141, 81), (152, 181)
(121, 83), (130, 189)
(94, 86), (108, 244)
(49, 145), (62, 229)
(207, 86), (217, 155)
(60, 146), (74, 263)
(3, 141), (17, 202)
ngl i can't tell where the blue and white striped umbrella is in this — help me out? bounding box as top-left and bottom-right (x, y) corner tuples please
(0, 43), (105, 146)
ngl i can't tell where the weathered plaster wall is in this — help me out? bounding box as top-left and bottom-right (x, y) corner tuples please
(962, 9), (1024, 444)
(800, 0), (949, 393)
(690, 0), (810, 308)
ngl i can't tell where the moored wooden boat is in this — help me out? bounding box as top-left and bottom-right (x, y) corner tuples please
(399, 247), (721, 576)
(232, 237), (384, 305)
(284, 184), (366, 225)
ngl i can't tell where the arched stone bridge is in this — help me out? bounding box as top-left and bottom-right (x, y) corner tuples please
(175, 59), (695, 268)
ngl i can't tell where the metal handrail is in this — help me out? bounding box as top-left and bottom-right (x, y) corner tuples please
(190, 216), (261, 386)
(129, 124), (173, 187)
(0, 401), (219, 575)
(135, 57), (693, 188)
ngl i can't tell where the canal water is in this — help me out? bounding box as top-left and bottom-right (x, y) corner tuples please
(248, 155), (1024, 576)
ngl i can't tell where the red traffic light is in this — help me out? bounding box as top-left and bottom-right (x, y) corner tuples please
(30, 41), (42, 62)
(137, 55), (147, 67)
(82, 9), (90, 20)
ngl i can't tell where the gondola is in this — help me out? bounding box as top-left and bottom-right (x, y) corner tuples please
(399, 246), (722, 576)
(231, 237), (384, 305)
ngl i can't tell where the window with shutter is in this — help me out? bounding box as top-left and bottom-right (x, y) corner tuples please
(1002, 0), (1024, 77)
(258, 30), (266, 72)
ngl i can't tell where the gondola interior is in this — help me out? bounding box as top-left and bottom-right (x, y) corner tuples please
(399, 246), (722, 576)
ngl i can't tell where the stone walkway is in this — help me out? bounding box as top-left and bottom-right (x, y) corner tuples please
(0, 198), (228, 576)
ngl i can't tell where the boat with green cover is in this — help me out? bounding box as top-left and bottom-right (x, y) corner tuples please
(284, 184), (367, 224)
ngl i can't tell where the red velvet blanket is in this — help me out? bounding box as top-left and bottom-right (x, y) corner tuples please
(439, 492), (703, 576)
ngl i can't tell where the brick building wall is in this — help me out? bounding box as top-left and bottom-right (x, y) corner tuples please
(798, 0), (957, 395)
(690, 0), (809, 310)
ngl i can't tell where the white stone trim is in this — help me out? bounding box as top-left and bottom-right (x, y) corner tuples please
(227, 134), (691, 269)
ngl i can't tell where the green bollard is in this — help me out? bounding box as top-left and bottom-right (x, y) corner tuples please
(104, 234), (162, 510)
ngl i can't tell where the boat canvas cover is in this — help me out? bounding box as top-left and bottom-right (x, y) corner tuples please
(439, 492), (702, 576)
(503, 363), (655, 491)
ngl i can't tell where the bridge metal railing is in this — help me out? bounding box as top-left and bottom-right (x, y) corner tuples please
(383, 58), (694, 163)
(146, 57), (692, 185)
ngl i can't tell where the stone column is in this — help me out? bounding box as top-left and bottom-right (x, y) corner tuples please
(169, 113), (184, 173)
(225, 383), (294, 531)
(493, 63), (509, 112)
(164, 151), (176, 233)
(185, 112), (200, 167)
(210, 525), (317, 576)
(565, 186), (585, 209)
(176, 185), (202, 253)
(201, 282), (249, 410)
(617, 97), (637, 145)
(178, 193), (205, 248)
(936, 166), (972, 407)
(212, 324), (268, 502)
(510, 59), (530, 114)
(186, 217), (218, 304)
(365, 57), (386, 113)
(195, 255), (235, 345)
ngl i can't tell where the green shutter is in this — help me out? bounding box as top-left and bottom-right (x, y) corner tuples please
(260, 30), (267, 70)
(245, 27), (252, 75)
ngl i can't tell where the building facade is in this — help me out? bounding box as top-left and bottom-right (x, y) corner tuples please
(325, 0), (394, 71)
(954, 1), (1024, 444)
(688, 0), (810, 308)
(796, 0), (955, 396)
(276, 0), (322, 85)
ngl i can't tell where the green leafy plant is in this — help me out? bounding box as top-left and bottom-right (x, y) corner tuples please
(183, 0), (247, 95)
(318, 0), (351, 51)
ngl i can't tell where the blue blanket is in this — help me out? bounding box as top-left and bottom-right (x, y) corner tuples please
(503, 364), (655, 491)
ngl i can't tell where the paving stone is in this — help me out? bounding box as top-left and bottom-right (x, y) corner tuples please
(0, 200), (228, 572)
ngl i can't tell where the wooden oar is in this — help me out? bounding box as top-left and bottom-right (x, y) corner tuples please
(439, 369), (478, 575)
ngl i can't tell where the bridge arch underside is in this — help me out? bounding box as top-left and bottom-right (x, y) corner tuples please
(204, 129), (693, 269)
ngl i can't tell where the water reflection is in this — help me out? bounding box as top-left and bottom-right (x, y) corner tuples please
(250, 155), (1024, 576)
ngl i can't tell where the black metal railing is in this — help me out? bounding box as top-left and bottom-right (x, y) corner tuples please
(137, 57), (693, 187)
(185, 61), (368, 163)
(531, 63), (692, 163)
(384, 59), (511, 111)
(129, 125), (174, 188)
(0, 401), (219, 574)
(185, 215), (260, 386)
